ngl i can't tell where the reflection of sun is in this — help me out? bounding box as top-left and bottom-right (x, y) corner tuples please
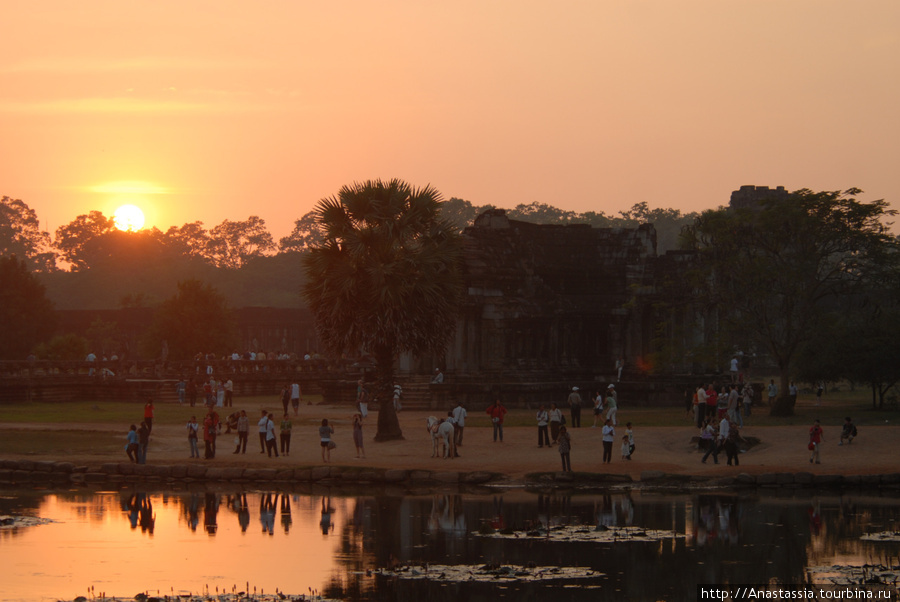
(113, 204), (146, 231)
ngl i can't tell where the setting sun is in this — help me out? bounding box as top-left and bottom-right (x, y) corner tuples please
(113, 204), (146, 231)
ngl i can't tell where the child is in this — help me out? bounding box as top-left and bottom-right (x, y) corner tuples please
(839, 417), (856, 445)
(809, 419), (824, 464)
(624, 422), (635, 460)
(621, 434), (630, 460)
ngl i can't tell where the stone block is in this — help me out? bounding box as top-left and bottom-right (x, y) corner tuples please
(205, 468), (228, 480)
(221, 468), (245, 481)
(16, 460), (35, 471)
(0, 469), (14, 482)
(53, 462), (76, 473)
(294, 469), (312, 481)
(310, 467), (331, 481)
(409, 470), (432, 481)
(735, 473), (756, 485)
(117, 463), (135, 475)
(169, 465), (188, 478)
(756, 473), (777, 485)
(861, 475), (881, 486)
(358, 470), (381, 482)
(433, 472), (460, 484)
(12, 470), (32, 482)
(813, 474), (843, 486)
(880, 473), (900, 484)
(186, 464), (207, 479)
(275, 469), (294, 481)
(384, 469), (408, 482)
(794, 472), (814, 484)
(83, 473), (108, 483)
(774, 473), (795, 484)
(249, 469), (278, 481)
(33, 461), (55, 472)
(640, 470), (666, 481)
(461, 471), (493, 484)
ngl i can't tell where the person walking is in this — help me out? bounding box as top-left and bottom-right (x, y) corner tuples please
(280, 413), (292, 456)
(558, 425), (572, 472)
(700, 419), (720, 464)
(605, 385), (618, 426)
(125, 424), (139, 463)
(258, 410), (269, 453)
(767, 379), (778, 406)
(290, 381), (301, 415)
(624, 422), (635, 460)
(536, 404), (550, 447)
(203, 409), (218, 459)
(280, 384), (291, 417)
(234, 410), (249, 454)
(352, 413), (365, 458)
(451, 401), (467, 447)
(186, 416), (200, 459)
(486, 398), (508, 442)
(724, 420), (740, 466)
(143, 400), (155, 434)
(567, 387), (582, 428)
(592, 391), (604, 427)
(319, 418), (335, 462)
(601, 419), (615, 464)
(548, 403), (563, 445)
(265, 413), (279, 458)
(809, 419), (824, 464)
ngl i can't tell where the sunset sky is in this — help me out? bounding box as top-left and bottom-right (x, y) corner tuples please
(3, 1), (898, 240)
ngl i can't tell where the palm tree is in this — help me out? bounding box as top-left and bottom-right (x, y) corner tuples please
(303, 179), (463, 441)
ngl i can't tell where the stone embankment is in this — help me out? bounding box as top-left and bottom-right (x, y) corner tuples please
(4, 459), (900, 491)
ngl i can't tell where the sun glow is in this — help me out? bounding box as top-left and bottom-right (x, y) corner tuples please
(113, 204), (146, 231)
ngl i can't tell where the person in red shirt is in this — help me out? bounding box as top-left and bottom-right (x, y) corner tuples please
(705, 384), (718, 421)
(486, 398), (508, 443)
(143, 400), (155, 434)
(809, 419), (824, 464)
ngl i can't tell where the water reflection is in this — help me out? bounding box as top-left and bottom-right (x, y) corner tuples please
(1, 488), (900, 601)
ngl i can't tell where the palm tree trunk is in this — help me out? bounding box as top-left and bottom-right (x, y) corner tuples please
(373, 344), (403, 441)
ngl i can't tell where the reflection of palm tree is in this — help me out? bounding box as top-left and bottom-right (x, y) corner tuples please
(303, 179), (463, 441)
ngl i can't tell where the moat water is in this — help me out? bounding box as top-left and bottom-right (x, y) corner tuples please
(3, 487), (900, 601)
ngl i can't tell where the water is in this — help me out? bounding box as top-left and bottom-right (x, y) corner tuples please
(3, 486), (900, 601)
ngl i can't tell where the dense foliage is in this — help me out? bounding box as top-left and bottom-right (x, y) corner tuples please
(682, 188), (898, 415)
(303, 179), (463, 440)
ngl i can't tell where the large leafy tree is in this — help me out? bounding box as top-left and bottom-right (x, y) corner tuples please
(683, 188), (898, 415)
(206, 216), (275, 269)
(279, 211), (324, 253)
(142, 279), (238, 361)
(0, 255), (57, 358)
(1, 196), (56, 271)
(303, 179), (463, 441)
(54, 210), (116, 271)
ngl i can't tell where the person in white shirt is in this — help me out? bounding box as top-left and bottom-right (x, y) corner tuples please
(451, 401), (467, 447)
(257, 410), (269, 454)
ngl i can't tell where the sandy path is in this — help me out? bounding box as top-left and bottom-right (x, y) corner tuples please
(4, 406), (895, 481)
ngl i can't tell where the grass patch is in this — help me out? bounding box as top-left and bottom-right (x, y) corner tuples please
(0, 429), (122, 455)
(0, 395), (326, 426)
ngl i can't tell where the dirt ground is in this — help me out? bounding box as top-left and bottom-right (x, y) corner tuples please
(5, 404), (897, 482)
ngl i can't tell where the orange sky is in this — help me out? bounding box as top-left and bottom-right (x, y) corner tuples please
(2, 1), (898, 240)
